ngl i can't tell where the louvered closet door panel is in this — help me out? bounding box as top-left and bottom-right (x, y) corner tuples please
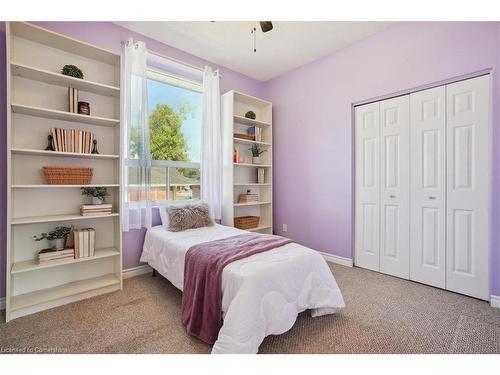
(409, 86), (446, 288)
(355, 102), (380, 271)
(446, 75), (490, 300)
(379, 95), (410, 279)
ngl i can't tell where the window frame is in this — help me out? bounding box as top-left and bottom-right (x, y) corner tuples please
(124, 67), (202, 203)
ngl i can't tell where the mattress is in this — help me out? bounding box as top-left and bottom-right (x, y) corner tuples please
(141, 224), (345, 353)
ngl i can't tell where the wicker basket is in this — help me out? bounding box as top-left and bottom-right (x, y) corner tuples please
(234, 216), (260, 230)
(43, 166), (93, 185)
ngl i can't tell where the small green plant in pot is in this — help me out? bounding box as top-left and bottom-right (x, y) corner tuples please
(249, 144), (267, 165)
(61, 65), (84, 79)
(81, 186), (109, 205)
(33, 226), (73, 250)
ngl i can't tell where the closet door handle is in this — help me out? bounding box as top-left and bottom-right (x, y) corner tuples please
(429, 196), (437, 200)
(389, 195), (396, 198)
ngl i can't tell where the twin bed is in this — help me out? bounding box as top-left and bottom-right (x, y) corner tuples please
(141, 222), (345, 354)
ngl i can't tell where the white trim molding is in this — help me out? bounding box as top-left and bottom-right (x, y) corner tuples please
(491, 295), (500, 309)
(123, 264), (153, 279)
(318, 251), (353, 267)
(0, 297), (5, 311)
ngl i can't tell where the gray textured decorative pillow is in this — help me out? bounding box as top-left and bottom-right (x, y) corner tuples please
(167, 203), (214, 232)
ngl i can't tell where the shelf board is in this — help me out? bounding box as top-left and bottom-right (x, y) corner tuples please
(234, 115), (271, 128)
(12, 103), (120, 127)
(11, 148), (119, 159)
(11, 62), (120, 97)
(234, 201), (272, 207)
(233, 137), (272, 147)
(246, 225), (272, 232)
(12, 184), (119, 189)
(11, 248), (120, 274)
(234, 163), (272, 168)
(12, 213), (119, 225)
(11, 22), (120, 65)
(234, 183), (272, 186)
(10, 273), (120, 311)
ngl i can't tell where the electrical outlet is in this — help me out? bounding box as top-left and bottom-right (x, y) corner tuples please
(282, 224), (288, 232)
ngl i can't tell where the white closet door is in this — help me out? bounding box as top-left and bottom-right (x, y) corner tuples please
(446, 75), (490, 300)
(379, 95), (410, 279)
(409, 86), (446, 288)
(355, 102), (380, 271)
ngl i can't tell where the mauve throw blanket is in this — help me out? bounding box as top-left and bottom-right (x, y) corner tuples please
(181, 233), (293, 344)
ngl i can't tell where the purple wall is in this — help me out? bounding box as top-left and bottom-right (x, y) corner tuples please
(264, 22), (500, 296)
(0, 22), (265, 298)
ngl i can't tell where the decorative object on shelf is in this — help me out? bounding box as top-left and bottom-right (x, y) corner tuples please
(51, 127), (95, 154)
(91, 139), (99, 154)
(37, 248), (75, 264)
(45, 134), (56, 151)
(246, 126), (262, 142)
(78, 101), (90, 116)
(81, 186), (109, 205)
(257, 168), (265, 184)
(73, 228), (96, 258)
(234, 216), (260, 230)
(238, 190), (259, 203)
(245, 110), (256, 120)
(234, 132), (255, 141)
(68, 87), (78, 113)
(249, 144), (266, 164)
(33, 225), (73, 250)
(43, 166), (93, 185)
(80, 204), (113, 216)
(61, 64), (84, 79)
(233, 147), (239, 163)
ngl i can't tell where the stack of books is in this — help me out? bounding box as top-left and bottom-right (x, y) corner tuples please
(73, 228), (96, 258)
(50, 127), (95, 154)
(68, 87), (78, 114)
(257, 168), (265, 184)
(238, 193), (260, 203)
(37, 248), (75, 264)
(80, 204), (113, 216)
(247, 126), (262, 142)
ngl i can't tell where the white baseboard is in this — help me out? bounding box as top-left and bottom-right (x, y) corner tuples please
(491, 295), (500, 309)
(318, 251), (353, 267)
(123, 264), (153, 279)
(0, 297), (5, 311)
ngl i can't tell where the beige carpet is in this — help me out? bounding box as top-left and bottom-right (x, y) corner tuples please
(1, 263), (499, 354)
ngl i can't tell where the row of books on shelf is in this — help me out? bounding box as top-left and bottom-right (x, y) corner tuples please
(37, 228), (96, 264)
(51, 127), (95, 154)
(81, 204), (113, 216)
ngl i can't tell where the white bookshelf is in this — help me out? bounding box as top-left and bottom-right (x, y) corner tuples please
(5, 22), (123, 321)
(221, 91), (273, 234)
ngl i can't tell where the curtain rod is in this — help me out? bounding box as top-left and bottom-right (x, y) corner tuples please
(121, 40), (222, 77)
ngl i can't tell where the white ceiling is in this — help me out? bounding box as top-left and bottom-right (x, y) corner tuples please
(115, 21), (393, 81)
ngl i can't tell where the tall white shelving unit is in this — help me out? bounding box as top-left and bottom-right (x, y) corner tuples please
(221, 91), (273, 234)
(5, 22), (123, 321)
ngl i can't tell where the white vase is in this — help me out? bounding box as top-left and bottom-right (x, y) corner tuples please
(252, 156), (261, 164)
(92, 197), (104, 205)
(50, 238), (66, 250)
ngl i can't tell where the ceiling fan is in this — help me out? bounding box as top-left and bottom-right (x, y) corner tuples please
(251, 22), (273, 52)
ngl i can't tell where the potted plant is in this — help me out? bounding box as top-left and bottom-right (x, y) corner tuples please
(249, 144), (267, 164)
(81, 186), (109, 205)
(33, 226), (72, 250)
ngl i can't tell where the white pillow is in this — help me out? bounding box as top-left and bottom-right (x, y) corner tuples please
(158, 199), (202, 230)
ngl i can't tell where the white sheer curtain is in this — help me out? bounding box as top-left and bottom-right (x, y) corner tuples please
(201, 67), (222, 220)
(122, 39), (152, 231)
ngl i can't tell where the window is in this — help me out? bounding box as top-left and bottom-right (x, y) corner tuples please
(126, 68), (202, 202)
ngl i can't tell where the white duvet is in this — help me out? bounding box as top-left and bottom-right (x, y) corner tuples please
(141, 224), (345, 354)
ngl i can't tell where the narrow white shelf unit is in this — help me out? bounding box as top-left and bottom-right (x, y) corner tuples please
(5, 22), (123, 321)
(221, 90), (273, 234)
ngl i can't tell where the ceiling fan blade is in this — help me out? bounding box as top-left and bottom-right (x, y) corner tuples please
(259, 21), (273, 33)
